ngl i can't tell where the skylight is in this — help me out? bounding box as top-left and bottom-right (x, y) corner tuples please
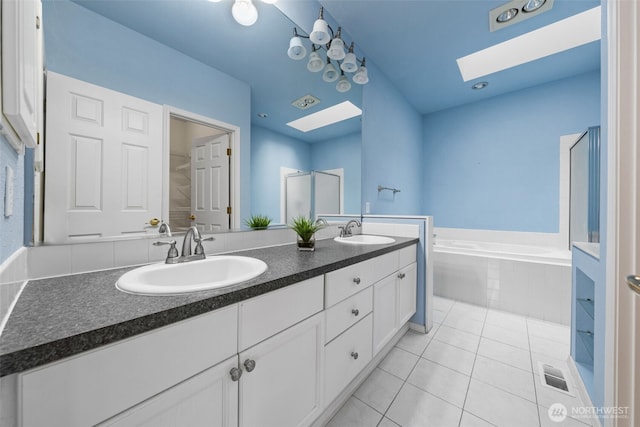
(286, 101), (362, 132)
(457, 6), (601, 82)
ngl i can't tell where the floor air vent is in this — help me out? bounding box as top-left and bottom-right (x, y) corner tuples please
(538, 363), (571, 394)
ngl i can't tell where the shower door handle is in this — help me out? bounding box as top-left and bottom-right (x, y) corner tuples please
(627, 275), (640, 295)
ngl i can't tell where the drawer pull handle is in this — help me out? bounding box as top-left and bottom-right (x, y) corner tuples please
(244, 359), (256, 372)
(352, 308), (360, 316)
(353, 277), (361, 285)
(230, 367), (242, 381)
(397, 272), (406, 279)
(351, 351), (359, 360)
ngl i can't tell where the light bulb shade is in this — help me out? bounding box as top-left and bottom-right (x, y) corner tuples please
(322, 62), (339, 82)
(309, 19), (330, 45)
(307, 51), (324, 72)
(340, 52), (358, 73)
(336, 75), (351, 93)
(232, 0), (258, 26)
(327, 38), (346, 60)
(353, 66), (369, 84)
(288, 36), (307, 60)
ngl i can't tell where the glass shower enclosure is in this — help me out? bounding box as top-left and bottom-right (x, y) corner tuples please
(285, 171), (341, 223)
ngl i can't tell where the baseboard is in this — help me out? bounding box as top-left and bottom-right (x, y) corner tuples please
(409, 321), (427, 333)
(310, 323), (410, 427)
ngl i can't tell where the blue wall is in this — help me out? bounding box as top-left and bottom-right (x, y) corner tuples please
(250, 125), (311, 222)
(0, 138), (25, 264)
(311, 132), (361, 215)
(43, 0), (252, 222)
(422, 71), (601, 232)
(362, 61), (423, 215)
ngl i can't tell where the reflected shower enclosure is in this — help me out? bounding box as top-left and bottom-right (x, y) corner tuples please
(286, 171), (341, 223)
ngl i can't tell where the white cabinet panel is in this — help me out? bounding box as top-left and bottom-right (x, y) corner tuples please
(239, 313), (324, 427)
(398, 263), (418, 326)
(325, 287), (373, 343)
(373, 274), (399, 355)
(239, 276), (324, 351)
(324, 314), (373, 406)
(100, 356), (239, 427)
(20, 305), (238, 427)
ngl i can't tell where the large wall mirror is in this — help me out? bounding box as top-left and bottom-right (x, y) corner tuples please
(41, 0), (362, 243)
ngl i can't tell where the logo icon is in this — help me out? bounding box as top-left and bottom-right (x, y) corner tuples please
(548, 403), (568, 422)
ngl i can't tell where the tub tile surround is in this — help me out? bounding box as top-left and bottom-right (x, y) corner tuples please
(328, 297), (599, 427)
(434, 227), (572, 325)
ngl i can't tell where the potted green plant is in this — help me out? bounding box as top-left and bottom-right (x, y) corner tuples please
(244, 214), (271, 230)
(290, 216), (323, 251)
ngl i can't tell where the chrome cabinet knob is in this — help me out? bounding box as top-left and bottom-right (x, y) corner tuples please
(353, 277), (361, 285)
(351, 308), (360, 316)
(244, 359), (256, 372)
(351, 352), (359, 360)
(397, 272), (406, 279)
(230, 367), (242, 381)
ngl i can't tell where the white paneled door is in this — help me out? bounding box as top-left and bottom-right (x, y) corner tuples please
(45, 72), (163, 242)
(191, 134), (230, 232)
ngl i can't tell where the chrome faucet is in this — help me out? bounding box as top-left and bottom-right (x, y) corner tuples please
(339, 219), (361, 237)
(158, 221), (172, 237)
(315, 218), (328, 226)
(154, 226), (215, 264)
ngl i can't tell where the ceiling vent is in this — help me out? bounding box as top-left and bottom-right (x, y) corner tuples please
(292, 94), (321, 110)
(490, 0), (555, 32)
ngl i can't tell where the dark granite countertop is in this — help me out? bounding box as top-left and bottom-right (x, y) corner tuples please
(0, 237), (417, 376)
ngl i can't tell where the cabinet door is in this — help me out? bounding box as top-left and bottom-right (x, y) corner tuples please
(373, 274), (398, 355)
(239, 313), (324, 427)
(397, 262), (418, 326)
(101, 356), (239, 427)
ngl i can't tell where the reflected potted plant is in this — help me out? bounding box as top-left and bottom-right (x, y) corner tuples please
(244, 214), (271, 230)
(290, 216), (323, 251)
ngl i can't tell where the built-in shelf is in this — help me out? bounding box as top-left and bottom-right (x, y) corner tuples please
(577, 298), (595, 319)
(577, 330), (594, 361)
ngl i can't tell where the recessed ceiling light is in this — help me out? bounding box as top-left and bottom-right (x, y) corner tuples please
(286, 101), (362, 133)
(472, 82), (489, 90)
(523, 0), (546, 13)
(291, 94), (321, 110)
(496, 8), (518, 23)
(458, 6), (601, 82)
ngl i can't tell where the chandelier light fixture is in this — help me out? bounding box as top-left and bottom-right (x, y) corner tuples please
(209, 0), (276, 27)
(287, 7), (370, 92)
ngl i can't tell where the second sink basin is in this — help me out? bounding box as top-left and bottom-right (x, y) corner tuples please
(334, 235), (396, 245)
(116, 256), (268, 295)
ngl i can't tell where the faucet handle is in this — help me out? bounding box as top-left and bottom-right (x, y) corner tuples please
(153, 240), (179, 263)
(194, 236), (215, 255)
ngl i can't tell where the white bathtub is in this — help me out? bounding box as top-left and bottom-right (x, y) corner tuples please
(434, 239), (572, 325)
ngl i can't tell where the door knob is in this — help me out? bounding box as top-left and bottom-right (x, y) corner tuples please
(627, 275), (640, 295)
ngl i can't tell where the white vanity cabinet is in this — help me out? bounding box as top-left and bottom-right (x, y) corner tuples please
(373, 245), (418, 356)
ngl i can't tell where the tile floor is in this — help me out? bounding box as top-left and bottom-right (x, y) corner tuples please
(327, 297), (599, 427)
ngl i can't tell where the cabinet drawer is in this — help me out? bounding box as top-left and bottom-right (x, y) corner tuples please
(20, 304), (238, 427)
(325, 287), (373, 343)
(324, 314), (373, 405)
(325, 252), (396, 307)
(398, 244), (417, 269)
(239, 276), (324, 351)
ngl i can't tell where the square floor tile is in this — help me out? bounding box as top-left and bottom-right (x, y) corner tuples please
(378, 347), (420, 380)
(527, 318), (571, 345)
(326, 397), (382, 427)
(442, 314), (485, 336)
(529, 335), (570, 360)
(485, 309), (528, 334)
(448, 302), (488, 322)
(433, 309), (448, 324)
(396, 330), (433, 356)
(482, 323), (530, 350)
(377, 417), (400, 427)
(460, 411), (495, 427)
(472, 355), (536, 402)
(407, 358), (470, 408)
(433, 296), (455, 312)
(422, 339), (476, 376)
(386, 383), (462, 427)
(477, 337), (532, 372)
(354, 368), (404, 414)
(434, 325), (481, 353)
(464, 379), (539, 427)
(538, 405), (594, 427)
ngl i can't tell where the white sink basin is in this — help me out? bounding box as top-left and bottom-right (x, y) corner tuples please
(116, 256), (267, 295)
(334, 235), (396, 245)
